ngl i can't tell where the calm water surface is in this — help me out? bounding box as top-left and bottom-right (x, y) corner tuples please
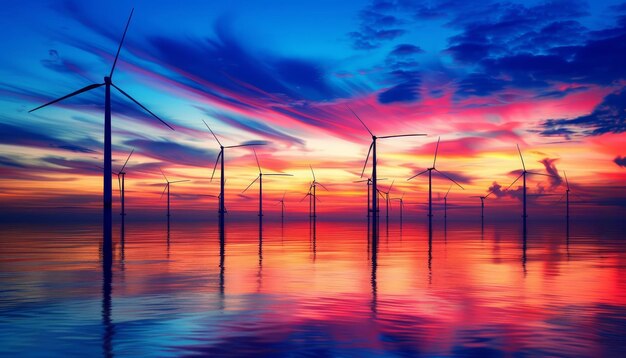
(1, 218), (625, 357)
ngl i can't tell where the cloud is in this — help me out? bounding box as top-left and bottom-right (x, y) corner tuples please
(541, 89), (626, 137)
(615, 156), (626, 168)
(378, 70), (421, 104)
(0, 122), (98, 153)
(349, 1), (407, 50)
(147, 18), (343, 103)
(124, 138), (216, 167)
(389, 44), (424, 56)
(538, 157), (563, 189)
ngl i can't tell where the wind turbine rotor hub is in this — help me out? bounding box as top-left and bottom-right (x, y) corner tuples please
(104, 76), (111, 84)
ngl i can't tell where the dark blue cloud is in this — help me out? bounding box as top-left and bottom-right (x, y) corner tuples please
(0, 122), (98, 153)
(349, 1), (407, 49)
(541, 89), (626, 137)
(0, 155), (26, 168)
(147, 18), (342, 103)
(614, 156), (626, 168)
(389, 44), (424, 56)
(456, 73), (507, 97)
(124, 138), (216, 167)
(378, 70), (421, 104)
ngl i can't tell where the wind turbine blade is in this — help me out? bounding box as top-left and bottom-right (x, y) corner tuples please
(504, 173), (524, 191)
(242, 175), (259, 193)
(160, 184), (167, 199)
(516, 144), (526, 171)
(361, 142), (373, 178)
(159, 168), (169, 183)
(435, 169), (464, 190)
(225, 143), (266, 148)
(432, 137), (440, 168)
(315, 196), (322, 202)
(444, 185), (452, 199)
(377, 190), (386, 199)
(169, 180), (190, 184)
(310, 165), (316, 181)
(282, 191), (286, 201)
(119, 148), (134, 173)
(210, 150), (222, 182)
(252, 148), (261, 173)
(378, 134), (427, 139)
(109, 8), (134, 78)
(300, 193), (310, 202)
(388, 179), (395, 193)
(407, 169), (428, 181)
(316, 182), (329, 191)
(111, 84), (174, 130)
(202, 119), (222, 147)
(346, 105), (373, 136)
(556, 193), (566, 203)
(29, 83), (104, 112)
(564, 171), (569, 190)
(484, 190), (494, 199)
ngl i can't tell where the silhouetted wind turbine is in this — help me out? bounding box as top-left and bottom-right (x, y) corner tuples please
(407, 137), (464, 219)
(470, 189), (494, 226)
(29, 9), (174, 244)
(307, 165), (328, 218)
(443, 185), (452, 219)
(160, 169), (190, 225)
(276, 192), (286, 219)
(391, 192), (405, 224)
(113, 148), (134, 217)
(354, 177), (387, 217)
(379, 180), (395, 221)
(203, 120), (265, 222)
(348, 107), (426, 226)
(504, 144), (554, 222)
(242, 149), (292, 217)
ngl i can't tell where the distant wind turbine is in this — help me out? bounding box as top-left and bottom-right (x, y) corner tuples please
(307, 165), (328, 218)
(242, 149), (293, 217)
(113, 148), (134, 217)
(354, 177), (387, 217)
(443, 185), (452, 219)
(390, 192), (405, 224)
(378, 180), (395, 221)
(160, 169), (190, 225)
(276, 192), (287, 219)
(504, 144), (554, 221)
(348, 106), (426, 225)
(470, 189), (494, 226)
(407, 137), (464, 219)
(29, 9), (174, 242)
(202, 120), (265, 221)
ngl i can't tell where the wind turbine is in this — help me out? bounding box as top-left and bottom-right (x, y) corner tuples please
(470, 189), (494, 226)
(354, 177), (387, 217)
(378, 180), (395, 221)
(307, 165), (328, 218)
(113, 148), (134, 217)
(562, 171), (570, 222)
(29, 9), (174, 243)
(390, 192), (405, 224)
(504, 144), (554, 221)
(242, 149), (293, 217)
(348, 107), (426, 225)
(443, 185), (452, 219)
(160, 169), (190, 225)
(276, 192), (286, 219)
(407, 137), (464, 219)
(203, 120), (265, 221)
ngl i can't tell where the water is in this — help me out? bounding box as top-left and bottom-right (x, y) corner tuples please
(1, 218), (625, 356)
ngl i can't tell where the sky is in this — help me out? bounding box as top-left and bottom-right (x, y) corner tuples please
(0, 0), (625, 220)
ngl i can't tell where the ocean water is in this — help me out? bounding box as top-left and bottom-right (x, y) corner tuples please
(1, 217), (624, 357)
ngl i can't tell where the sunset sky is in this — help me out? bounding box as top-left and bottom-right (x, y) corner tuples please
(1, 0), (625, 220)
